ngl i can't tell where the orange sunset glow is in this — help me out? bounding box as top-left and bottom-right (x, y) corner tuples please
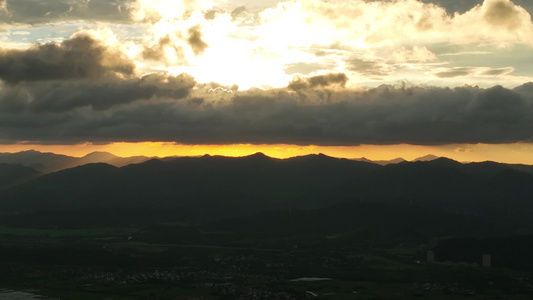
(3, 142), (533, 165)
(4, 2), (533, 298)
(2, 0), (533, 163)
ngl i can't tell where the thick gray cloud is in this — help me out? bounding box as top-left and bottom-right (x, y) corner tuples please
(480, 67), (515, 76)
(433, 67), (515, 78)
(0, 73), (196, 113)
(1, 0), (132, 24)
(186, 25), (209, 56)
(1, 72), (533, 145)
(0, 34), (135, 83)
(140, 28), (208, 63)
(434, 67), (472, 78)
(3, 0), (532, 26)
(288, 73), (348, 90)
(345, 57), (389, 78)
(482, 0), (530, 29)
(420, 0), (533, 17)
(142, 35), (184, 61)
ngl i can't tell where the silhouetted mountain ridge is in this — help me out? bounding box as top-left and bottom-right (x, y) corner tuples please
(0, 150), (150, 173)
(1, 153), (533, 229)
(355, 157), (406, 165)
(414, 154), (440, 162)
(0, 163), (40, 190)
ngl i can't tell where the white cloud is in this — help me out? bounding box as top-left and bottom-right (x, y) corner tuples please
(432, 66), (515, 78)
(261, 0), (533, 48)
(2, 0), (533, 90)
(390, 46), (438, 63)
(11, 31), (31, 36)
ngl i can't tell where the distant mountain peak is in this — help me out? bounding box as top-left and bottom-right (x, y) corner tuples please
(432, 157), (459, 163)
(296, 153), (337, 161)
(9, 149), (50, 156)
(353, 157), (405, 166)
(18, 149), (41, 154)
(247, 152), (269, 158)
(427, 157), (463, 168)
(389, 157), (406, 164)
(82, 151), (118, 160)
(413, 154), (440, 162)
(356, 157), (372, 163)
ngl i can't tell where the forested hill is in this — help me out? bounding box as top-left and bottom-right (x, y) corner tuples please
(1, 153), (533, 227)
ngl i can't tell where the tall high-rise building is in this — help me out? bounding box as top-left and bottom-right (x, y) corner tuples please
(427, 250), (435, 264)
(483, 254), (491, 268)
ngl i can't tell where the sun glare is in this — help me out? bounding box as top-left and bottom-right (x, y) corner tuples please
(130, 0), (367, 90)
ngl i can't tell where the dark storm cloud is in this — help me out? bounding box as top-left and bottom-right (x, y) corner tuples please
(480, 67), (514, 76)
(1, 0), (132, 25)
(0, 34), (135, 83)
(513, 82), (533, 94)
(433, 67), (472, 78)
(482, 0), (528, 30)
(2, 72), (533, 145)
(231, 6), (247, 19)
(288, 73), (348, 90)
(141, 28), (208, 62)
(345, 57), (389, 78)
(433, 67), (514, 78)
(0, 73), (196, 113)
(142, 35), (184, 61)
(419, 0), (533, 18)
(186, 25), (209, 56)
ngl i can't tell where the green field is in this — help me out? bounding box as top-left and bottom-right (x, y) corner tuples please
(0, 226), (139, 238)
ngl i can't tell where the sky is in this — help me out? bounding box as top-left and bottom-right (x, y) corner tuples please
(2, 0), (533, 163)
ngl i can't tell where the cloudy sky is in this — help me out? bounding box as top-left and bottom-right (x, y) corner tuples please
(2, 0), (533, 163)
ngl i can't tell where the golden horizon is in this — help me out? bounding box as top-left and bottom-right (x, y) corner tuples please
(2, 142), (533, 165)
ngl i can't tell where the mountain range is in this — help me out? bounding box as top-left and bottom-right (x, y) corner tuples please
(0, 150), (150, 173)
(0, 150), (418, 174)
(1, 151), (533, 236)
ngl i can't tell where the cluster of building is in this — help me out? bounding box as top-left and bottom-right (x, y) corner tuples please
(412, 282), (477, 296)
(214, 285), (296, 300)
(81, 269), (181, 284)
(427, 250), (492, 267)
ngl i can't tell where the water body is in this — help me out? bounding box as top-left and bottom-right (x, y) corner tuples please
(290, 277), (333, 282)
(0, 289), (56, 299)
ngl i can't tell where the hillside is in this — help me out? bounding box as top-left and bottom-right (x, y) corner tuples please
(1, 153), (533, 237)
(0, 150), (150, 173)
(0, 163), (40, 190)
